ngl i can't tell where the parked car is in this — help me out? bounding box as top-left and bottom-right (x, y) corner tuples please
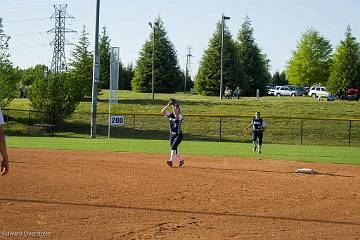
(273, 85), (299, 96)
(308, 86), (329, 98)
(266, 86), (276, 96)
(335, 88), (359, 101)
(265, 85), (273, 91)
(345, 88), (359, 101)
(295, 86), (309, 96)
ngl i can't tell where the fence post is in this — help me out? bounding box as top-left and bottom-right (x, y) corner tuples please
(348, 120), (352, 147)
(219, 116), (222, 142)
(300, 118), (303, 146)
(133, 114), (136, 138)
(28, 110), (31, 134)
(51, 112), (54, 137)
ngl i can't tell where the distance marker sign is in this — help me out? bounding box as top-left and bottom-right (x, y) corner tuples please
(110, 116), (125, 126)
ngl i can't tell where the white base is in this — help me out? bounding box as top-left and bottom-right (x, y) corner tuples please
(295, 168), (317, 174)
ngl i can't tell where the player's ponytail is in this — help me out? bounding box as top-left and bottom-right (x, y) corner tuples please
(175, 103), (181, 114)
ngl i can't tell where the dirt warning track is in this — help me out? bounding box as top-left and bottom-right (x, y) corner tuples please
(0, 148), (359, 239)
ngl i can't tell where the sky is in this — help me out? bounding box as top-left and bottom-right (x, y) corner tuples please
(1, 0), (360, 77)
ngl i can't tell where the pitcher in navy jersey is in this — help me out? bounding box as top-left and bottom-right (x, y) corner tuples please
(161, 98), (184, 167)
(244, 112), (266, 155)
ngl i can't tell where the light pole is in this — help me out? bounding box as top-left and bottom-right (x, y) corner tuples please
(91, 0), (100, 138)
(220, 14), (230, 100)
(148, 22), (155, 100)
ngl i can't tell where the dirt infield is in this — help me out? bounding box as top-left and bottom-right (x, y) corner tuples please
(1, 148), (360, 240)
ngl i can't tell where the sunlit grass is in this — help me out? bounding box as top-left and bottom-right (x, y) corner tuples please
(7, 136), (360, 165)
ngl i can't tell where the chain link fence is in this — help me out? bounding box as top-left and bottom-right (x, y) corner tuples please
(3, 109), (360, 147)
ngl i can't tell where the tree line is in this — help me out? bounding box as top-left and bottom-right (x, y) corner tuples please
(287, 26), (360, 92)
(1, 15), (360, 123)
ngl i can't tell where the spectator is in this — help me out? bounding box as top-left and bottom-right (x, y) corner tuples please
(224, 87), (232, 99)
(335, 90), (343, 100)
(233, 86), (241, 100)
(19, 83), (26, 98)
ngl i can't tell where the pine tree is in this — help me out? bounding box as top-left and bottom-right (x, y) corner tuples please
(195, 20), (243, 96)
(132, 16), (183, 93)
(69, 25), (94, 98)
(279, 71), (288, 85)
(327, 26), (360, 92)
(286, 29), (332, 87)
(271, 70), (288, 86)
(99, 27), (111, 89)
(119, 62), (134, 90)
(271, 71), (280, 85)
(236, 16), (270, 96)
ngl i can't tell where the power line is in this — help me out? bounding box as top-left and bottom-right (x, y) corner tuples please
(3, 17), (49, 23)
(0, 5), (45, 11)
(10, 32), (48, 37)
(9, 44), (50, 50)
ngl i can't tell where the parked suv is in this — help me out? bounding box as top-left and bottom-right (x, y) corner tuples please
(266, 86), (276, 96)
(308, 86), (329, 98)
(273, 86), (299, 96)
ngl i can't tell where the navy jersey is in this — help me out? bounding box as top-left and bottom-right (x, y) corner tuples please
(165, 112), (183, 134)
(251, 118), (265, 131)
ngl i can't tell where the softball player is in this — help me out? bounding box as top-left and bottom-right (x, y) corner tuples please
(0, 108), (9, 175)
(161, 98), (184, 167)
(244, 111), (266, 155)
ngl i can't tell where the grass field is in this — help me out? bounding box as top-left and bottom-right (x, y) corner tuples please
(7, 136), (360, 165)
(9, 90), (360, 118)
(5, 90), (360, 146)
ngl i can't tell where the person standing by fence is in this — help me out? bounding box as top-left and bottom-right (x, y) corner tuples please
(233, 86), (241, 100)
(0, 108), (9, 175)
(244, 112), (266, 158)
(161, 98), (184, 167)
(19, 82), (26, 98)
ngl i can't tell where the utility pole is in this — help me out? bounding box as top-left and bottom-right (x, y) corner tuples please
(184, 45), (193, 93)
(91, 0), (100, 138)
(47, 4), (76, 73)
(220, 14), (230, 100)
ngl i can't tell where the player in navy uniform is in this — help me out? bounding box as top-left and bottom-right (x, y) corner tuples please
(244, 112), (266, 156)
(161, 98), (184, 167)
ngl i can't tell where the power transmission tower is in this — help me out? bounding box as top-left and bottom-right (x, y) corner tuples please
(184, 45), (193, 93)
(47, 4), (76, 73)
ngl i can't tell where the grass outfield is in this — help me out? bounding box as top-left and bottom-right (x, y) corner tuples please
(7, 136), (360, 165)
(6, 91), (360, 146)
(9, 90), (360, 118)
